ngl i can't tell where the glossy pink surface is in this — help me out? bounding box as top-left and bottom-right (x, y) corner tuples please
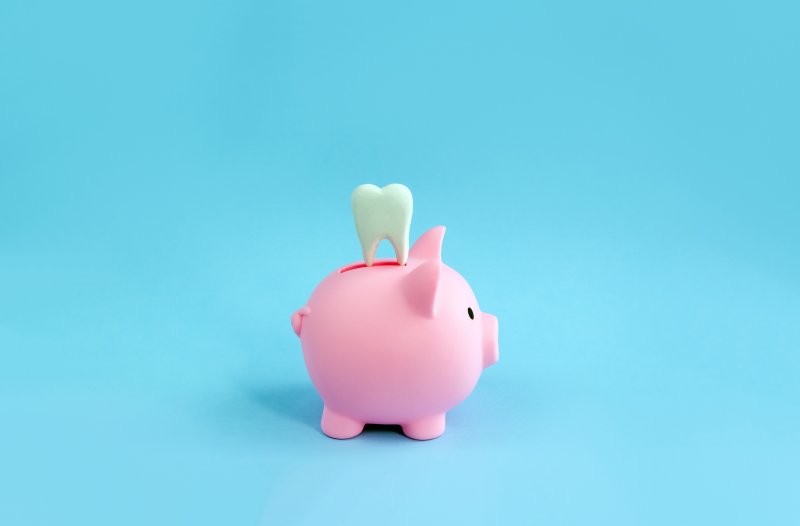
(291, 226), (498, 440)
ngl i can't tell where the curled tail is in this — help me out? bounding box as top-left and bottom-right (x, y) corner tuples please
(291, 306), (310, 337)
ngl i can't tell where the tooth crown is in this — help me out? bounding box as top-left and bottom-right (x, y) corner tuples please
(351, 183), (413, 266)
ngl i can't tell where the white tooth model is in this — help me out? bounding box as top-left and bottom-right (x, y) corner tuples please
(351, 183), (413, 266)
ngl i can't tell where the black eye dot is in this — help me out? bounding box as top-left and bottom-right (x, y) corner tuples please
(467, 307), (474, 320)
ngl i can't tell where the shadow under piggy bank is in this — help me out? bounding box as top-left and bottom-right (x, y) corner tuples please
(241, 382), (321, 430)
(240, 382), (408, 439)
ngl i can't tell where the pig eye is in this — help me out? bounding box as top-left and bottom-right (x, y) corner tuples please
(467, 307), (474, 320)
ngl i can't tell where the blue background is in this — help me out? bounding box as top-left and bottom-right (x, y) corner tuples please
(1, 1), (798, 524)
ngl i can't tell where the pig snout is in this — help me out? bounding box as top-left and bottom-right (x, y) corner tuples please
(482, 313), (499, 368)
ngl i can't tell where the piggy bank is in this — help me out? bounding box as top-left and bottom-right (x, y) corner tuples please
(291, 226), (499, 440)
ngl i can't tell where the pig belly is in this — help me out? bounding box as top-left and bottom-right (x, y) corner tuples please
(301, 343), (479, 424)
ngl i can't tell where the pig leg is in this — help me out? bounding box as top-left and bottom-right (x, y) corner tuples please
(321, 407), (364, 439)
(402, 413), (446, 440)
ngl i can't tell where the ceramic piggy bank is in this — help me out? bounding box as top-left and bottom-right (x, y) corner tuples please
(291, 221), (499, 440)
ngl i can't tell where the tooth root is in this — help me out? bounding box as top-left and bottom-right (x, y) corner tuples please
(362, 238), (380, 267)
(351, 184), (413, 266)
(386, 233), (410, 266)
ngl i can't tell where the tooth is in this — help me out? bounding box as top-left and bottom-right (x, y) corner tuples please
(351, 183), (413, 266)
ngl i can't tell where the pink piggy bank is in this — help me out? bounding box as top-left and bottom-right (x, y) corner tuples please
(291, 226), (499, 440)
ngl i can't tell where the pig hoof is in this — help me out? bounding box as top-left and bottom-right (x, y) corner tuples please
(321, 407), (364, 439)
(402, 414), (446, 440)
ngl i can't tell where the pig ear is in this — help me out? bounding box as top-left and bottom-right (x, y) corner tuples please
(403, 260), (442, 318)
(409, 226), (445, 261)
